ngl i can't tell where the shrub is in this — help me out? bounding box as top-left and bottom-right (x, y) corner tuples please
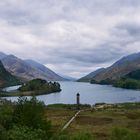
(13, 96), (52, 137)
(0, 101), (13, 129)
(0, 125), (7, 140)
(7, 125), (47, 140)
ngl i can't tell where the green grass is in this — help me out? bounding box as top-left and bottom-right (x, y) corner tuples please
(47, 104), (91, 110)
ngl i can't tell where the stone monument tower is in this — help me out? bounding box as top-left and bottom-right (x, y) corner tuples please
(76, 93), (80, 110)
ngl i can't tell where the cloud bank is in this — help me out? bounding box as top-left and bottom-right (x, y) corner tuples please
(0, 0), (140, 77)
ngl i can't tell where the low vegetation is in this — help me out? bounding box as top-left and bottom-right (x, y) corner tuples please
(47, 104), (91, 110)
(66, 103), (140, 140)
(0, 97), (94, 140)
(0, 97), (51, 140)
(0, 97), (140, 140)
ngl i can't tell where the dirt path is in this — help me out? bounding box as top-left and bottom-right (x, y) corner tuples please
(62, 110), (81, 131)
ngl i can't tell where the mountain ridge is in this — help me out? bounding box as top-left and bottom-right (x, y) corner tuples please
(78, 52), (140, 83)
(93, 52), (140, 82)
(25, 59), (65, 81)
(0, 52), (66, 81)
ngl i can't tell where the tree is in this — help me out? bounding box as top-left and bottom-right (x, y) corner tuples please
(18, 79), (61, 94)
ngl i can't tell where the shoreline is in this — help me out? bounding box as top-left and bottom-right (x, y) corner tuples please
(0, 90), (61, 97)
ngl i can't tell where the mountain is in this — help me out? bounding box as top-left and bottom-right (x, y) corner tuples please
(1, 55), (64, 81)
(0, 52), (7, 59)
(112, 52), (140, 67)
(25, 59), (65, 81)
(77, 68), (105, 82)
(1, 55), (48, 81)
(92, 52), (140, 82)
(0, 60), (20, 87)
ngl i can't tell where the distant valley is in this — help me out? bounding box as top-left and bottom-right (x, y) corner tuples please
(78, 68), (105, 82)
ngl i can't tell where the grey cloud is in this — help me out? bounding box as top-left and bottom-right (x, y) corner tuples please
(116, 23), (140, 37)
(53, 46), (124, 64)
(0, 0), (140, 77)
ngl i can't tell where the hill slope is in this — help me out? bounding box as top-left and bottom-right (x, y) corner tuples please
(0, 52), (66, 81)
(0, 61), (20, 87)
(125, 69), (140, 80)
(92, 52), (140, 82)
(78, 68), (105, 82)
(113, 69), (140, 89)
(0, 52), (7, 59)
(1, 55), (58, 81)
(25, 59), (65, 81)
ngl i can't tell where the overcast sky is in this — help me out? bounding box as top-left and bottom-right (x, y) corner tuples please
(0, 0), (140, 78)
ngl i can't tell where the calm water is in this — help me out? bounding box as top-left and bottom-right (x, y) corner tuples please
(3, 85), (21, 92)
(3, 81), (140, 105)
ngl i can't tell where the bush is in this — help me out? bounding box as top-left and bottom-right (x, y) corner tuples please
(7, 126), (47, 140)
(0, 100), (13, 129)
(0, 125), (7, 140)
(0, 97), (52, 140)
(13, 96), (52, 137)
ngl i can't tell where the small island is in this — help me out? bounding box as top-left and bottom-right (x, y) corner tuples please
(0, 79), (61, 97)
